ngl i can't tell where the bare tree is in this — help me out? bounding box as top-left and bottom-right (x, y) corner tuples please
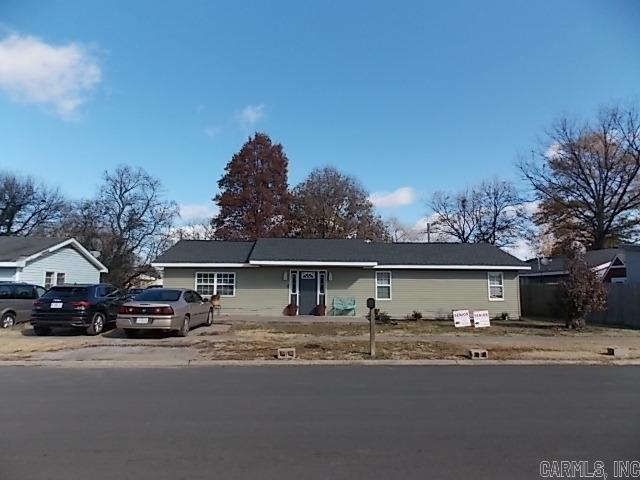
(385, 216), (422, 242)
(171, 222), (217, 241)
(428, 188), (483, 243)
(290, 166), (389, 240)
(475, 179), (527, 246)
(520, 104), (640, 249)
(61, 166), (179, 287)
(0, 172), (67, 236)
(428, 179), (527, 246)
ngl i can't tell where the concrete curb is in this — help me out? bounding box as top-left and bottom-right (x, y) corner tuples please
(2, 358), (640, 368)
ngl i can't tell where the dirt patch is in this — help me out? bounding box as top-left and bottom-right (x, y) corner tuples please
(194, 339), (559, 361)
(229, 319), (640, 338)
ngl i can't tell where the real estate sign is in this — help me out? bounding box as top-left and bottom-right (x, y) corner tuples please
(453, 309), (471, 328)
(473, 310), (491, 328)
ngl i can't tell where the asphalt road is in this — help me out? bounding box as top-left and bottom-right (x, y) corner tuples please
(1, 366), (639, 480)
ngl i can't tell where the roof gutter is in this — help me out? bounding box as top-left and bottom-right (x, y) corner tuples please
(249, 260), (379, 267)
(151, 262), (253, 268)
(374, 264), (531, 270)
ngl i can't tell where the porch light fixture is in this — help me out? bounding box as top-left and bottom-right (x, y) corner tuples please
(283, 271), (288, 281)
(328, 272), (333, 281)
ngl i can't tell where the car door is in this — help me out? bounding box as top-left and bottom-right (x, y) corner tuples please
(184, 291), (205, 325)
(97, 286), (124, 321)
(0, 284), (20, 322)
(12, 284), (37, 323)
(190, 291), (209, 325)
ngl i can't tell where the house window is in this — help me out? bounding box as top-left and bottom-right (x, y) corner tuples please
(318, 271), (326, 306)
(56, 273), (65, 286)
(289, 271), (298, 306)
(488, 272), (504, 301)
(45, 272), (55, 289)
(196, 272), (236, 297)
(375, 271), (392, 300)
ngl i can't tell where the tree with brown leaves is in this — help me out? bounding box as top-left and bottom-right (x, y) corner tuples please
(520, 104), (640, 250)
(563, 241), (607, 329)
(290, 166), (389, 240)
(213, 133), (291, 240)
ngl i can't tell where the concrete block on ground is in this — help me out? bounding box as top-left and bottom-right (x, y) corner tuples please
(469, 348), (488, 360)
(277, 347), (296, 360)
(606, 346), (628, 357)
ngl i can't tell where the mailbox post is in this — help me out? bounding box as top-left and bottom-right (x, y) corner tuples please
(367, 297), (376, 358)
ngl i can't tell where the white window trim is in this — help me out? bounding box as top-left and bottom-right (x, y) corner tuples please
(487, 271), (505, 302)
(288, 270), (328, 308)
(44, 271), (55, 289)
(375, 271), (392, 301)
(195, 272), (237, 298)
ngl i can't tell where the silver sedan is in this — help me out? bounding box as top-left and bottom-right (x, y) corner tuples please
(116, 288), (212, 337)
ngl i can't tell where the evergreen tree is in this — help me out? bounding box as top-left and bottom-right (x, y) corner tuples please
(213, 133), (291, 239)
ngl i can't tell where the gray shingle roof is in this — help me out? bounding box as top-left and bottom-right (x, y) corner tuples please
(0, 237), (68, 262)
(250, 238), (375, 262)
(525, 248), (621, 274)
(154, 240), (255, 264)
(367, 242), (526, 266)
(155, 238), (528, 267)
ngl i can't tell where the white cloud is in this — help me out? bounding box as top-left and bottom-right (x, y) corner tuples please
(179, 203), (218, 222)
(236, 103), (265, 126)
(369, 187), (417, 208)
(504, 238), (535, 261)
(204, 125), (221, 138)
(0, 33), (101, 118)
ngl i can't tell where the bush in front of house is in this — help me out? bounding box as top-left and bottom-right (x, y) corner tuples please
(563, 240), (607, 329)
(376, 310), (391, 323)
(404, 310), (423, 321)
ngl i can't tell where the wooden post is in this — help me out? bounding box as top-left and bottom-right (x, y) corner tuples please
(366, 297), (376, 358)
(369, 307), (376, 357)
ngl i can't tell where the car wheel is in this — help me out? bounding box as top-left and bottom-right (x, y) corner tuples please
(205, 309), (213, 326)
(177, 315), (190, 337)
(34, 326), (50, 336)
(1, 312), (16, 328)
(124, 329), (139, 338)
(87, 312), (106, 336)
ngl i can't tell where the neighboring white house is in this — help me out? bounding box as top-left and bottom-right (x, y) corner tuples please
(0, 237), (108, 287)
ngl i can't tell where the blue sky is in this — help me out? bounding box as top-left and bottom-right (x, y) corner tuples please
(1, 0), (639, 227)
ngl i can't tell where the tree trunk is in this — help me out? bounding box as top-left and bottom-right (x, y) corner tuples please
(566, 317), (586, 329)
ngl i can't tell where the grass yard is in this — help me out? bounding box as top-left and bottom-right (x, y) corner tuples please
(228, 318), (640, 338)
(1, 317), (639, 362)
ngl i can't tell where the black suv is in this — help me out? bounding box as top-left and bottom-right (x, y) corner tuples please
(0, 282), (47, 328)
(31, 283), (126, 336)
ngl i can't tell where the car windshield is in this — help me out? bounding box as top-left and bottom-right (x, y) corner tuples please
(133, 289), (182, 302)
(41, 286), (88, 299)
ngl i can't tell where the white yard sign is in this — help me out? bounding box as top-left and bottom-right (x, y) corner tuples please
(453, 309), (471, 328)
(473, 310), (491, 328)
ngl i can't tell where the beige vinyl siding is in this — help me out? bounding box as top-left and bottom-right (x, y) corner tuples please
(163, 267), (291, 315)
(162, 266), (521, 319)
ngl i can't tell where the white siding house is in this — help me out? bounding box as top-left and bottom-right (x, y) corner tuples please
(0, 237), (108, 287)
